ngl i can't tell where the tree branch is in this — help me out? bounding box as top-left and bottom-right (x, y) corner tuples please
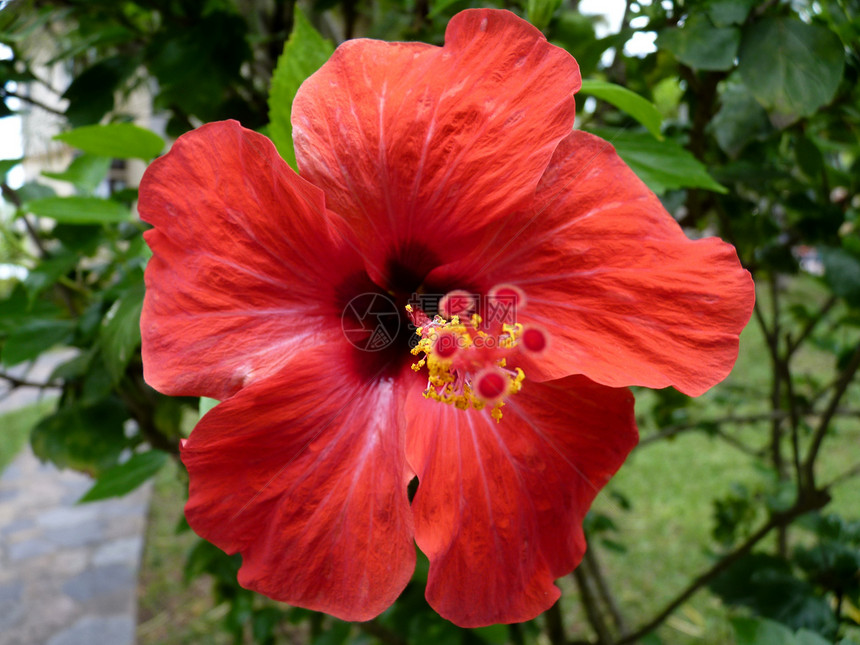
(0, 88), (66, 115)
(639, 408), (860, 449)
(825, 462), (860, 489)
(0, 371), (59, 389)
(573, 565), (614, 645)
(583, 543), (628, 638)
(803, 342), (860, 487)
(545, 598), (567, 645)
(786, 296), (838, 356)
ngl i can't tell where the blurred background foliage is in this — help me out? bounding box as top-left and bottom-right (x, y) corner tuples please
(0, 0), (859, 643)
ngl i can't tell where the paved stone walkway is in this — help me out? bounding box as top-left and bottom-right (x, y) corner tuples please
(0, 355), (151, 645)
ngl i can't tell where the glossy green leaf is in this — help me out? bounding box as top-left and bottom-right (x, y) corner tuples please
(658, 15), (740, 71)
(41, 154), (111, 194)
(732, 617), (831, 645)
(526, 0), (563, 32)
(0, 284), (64, 334)
(26, 196), (130, 224)
(54, 123), (164, 160)
(0, 157), (22, 179)
(707, 0), (757, 27)
(590, 129), (727, 194)
(2, 319), (76, 366)
(100, 281), (145, 383)
(429, 0), (467, 17)
(16, 181), (55, 203)
(199, 396), (220, 417)
(794, 135), (824, 180)
(579, 80), (663, 139)
(78, 450), (168, 502)
(268, 8), (334, 169)
(794, 631), (831, 645)
(738, 18), (845, 125)
(709, 84), (773, 156)
(732, 616), (796, 645)
(23, 252), (78, 300)
(711, 553), (839, 638)
(30, 398), (129, 476)
(472, 624), (509, 644)
(310, 620), (351, 645)
(61, 56), (136, 127)
(821, 247), (860, 307)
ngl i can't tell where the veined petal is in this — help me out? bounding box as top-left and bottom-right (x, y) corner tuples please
(292, 9), (580, 284)
(140, 120), (364, 399)
(430, 130), (755, 396)
(405, 375), (637, 627)
(182, 345), (415, 621)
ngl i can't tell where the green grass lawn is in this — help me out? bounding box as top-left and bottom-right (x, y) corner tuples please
(0, 399), (56, 473)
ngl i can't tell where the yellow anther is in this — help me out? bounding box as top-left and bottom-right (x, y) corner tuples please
(407, 304), (529, 422)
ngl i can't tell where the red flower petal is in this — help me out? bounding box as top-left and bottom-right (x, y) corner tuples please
(405, 375), (637, 627)
(140, 120), (364, 399)
(430, 130), (755, 396)
(292, 9), (580, 283)
(182, 346), (415, 621)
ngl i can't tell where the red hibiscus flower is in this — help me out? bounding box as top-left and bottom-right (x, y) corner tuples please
(139, 8), (755, 628)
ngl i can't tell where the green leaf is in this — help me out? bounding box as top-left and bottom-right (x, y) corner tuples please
(41, 154), (111, 194)
(2, 319), (76, 366)
(738, 18), (845, 125)
(0, 284), (64, 334)
(794, 135), (824, 180)
(100, 281), (145, 383)
(732, 616), (797, 645)
(54, 123), (164, 161)
(0, 157), (23, 179)
(30, 398), (129, 476)
(26, 196), (130, 224)
(658, 14), (740, 71)
(821, 247), (860, 307)
(61, 56), (136, 127)
(311, 621), (351, 645)
(78, 450), (168, 502)
(268, 7), (334, 169)
(16, 181), (55, 203)
(732, 617), (832, 645)
(526, 0), (563, 32)
(429, 0), (467, 17)
(589, 129), (727, 194)
(199, 396), (220, 417)
(795, 631), (831, 645)
(579, 80), (663, 139)
(23, 252), (79, 300)
(711, 554), (839, 638)
(472, 624), (509, 644)
(709, 83), (773, 157)
(707, 0), (757, 27)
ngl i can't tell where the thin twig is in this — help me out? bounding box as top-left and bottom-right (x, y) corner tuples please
(615, 489), (831, 645)
(0, 88), (66, 115)
(786, 296), (838, 356)
(803, 342), (860, 487)
(573, 565), (613, 645)
(545, 599), (567, 645)
(824, 462), (860, 489)
(0, 371), (59, 389)
(639, 408), (860, 449)
(582, 543), (628, 637)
